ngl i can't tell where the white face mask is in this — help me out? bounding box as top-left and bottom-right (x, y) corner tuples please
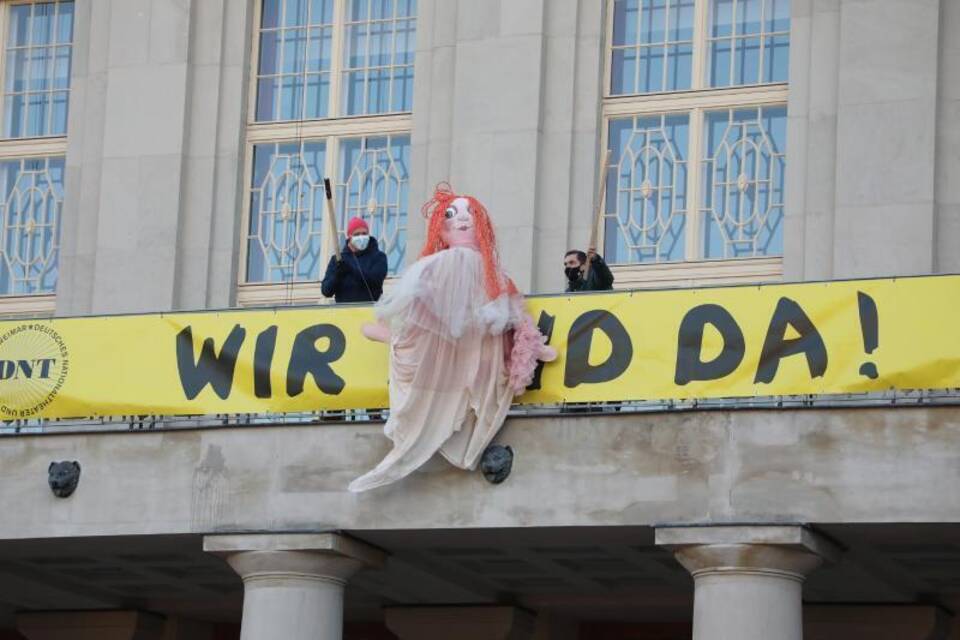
(350, 233), (370, 251)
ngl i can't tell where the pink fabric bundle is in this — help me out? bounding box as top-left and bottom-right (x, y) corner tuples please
(507, 315), (548, 395)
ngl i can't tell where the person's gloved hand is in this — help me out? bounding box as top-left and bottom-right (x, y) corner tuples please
(335, 258), (350, 280)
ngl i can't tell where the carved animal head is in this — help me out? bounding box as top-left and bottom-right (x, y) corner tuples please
(480, 445), (513, 485)
(48, 461), (81, 498)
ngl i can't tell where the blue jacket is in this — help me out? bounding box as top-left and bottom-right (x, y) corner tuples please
(320, 236), (388, 303)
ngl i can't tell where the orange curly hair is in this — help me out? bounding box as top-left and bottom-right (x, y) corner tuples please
(420, 183), (518, 301)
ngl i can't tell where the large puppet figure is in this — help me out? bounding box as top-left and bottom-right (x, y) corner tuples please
(349, 184), (556, 492)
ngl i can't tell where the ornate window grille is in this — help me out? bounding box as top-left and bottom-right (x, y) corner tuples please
(241, 0), (416, 305)
(605, 114), (689, 263)
(603, 0), (788, 283)
(701, 106), (786, 258)
(337, 134), (409, 273)
(0, 0), (74, 313)
(0, 156), (63, 295)
(246, 141), (327, 283)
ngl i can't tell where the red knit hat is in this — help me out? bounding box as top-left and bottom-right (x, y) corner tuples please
(347, 217), (369, 236)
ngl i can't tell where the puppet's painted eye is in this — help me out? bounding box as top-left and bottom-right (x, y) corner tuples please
(444, 206), (456, 219)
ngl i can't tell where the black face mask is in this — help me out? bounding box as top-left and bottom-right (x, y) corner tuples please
(565, 266), (582, 282)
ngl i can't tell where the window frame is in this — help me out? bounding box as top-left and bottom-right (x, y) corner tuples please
(0, 0), (73, 141)
(0, 0), (71, 315)
(600, 0), (788, 287)
(238, 0), (414, 307)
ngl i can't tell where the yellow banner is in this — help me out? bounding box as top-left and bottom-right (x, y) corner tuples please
(1, 275), (959, 419)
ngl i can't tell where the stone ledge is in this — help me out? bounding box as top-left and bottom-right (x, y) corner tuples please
(655, 525), (843, 564)
(203, 533), (386, 569)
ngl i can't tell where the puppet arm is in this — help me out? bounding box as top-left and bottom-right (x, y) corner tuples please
(362, 321), (391, 343)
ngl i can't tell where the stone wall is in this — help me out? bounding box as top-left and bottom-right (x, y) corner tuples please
(2, 406), (959, 539)
(56, 0), (251, 315)
(784, 0), (959, 280)
(48, 0), (960, 313)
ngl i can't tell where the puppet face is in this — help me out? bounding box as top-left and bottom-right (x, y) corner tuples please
(440, 197), (479, 249)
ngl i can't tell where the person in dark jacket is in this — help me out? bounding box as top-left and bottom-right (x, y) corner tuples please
(564, 247), (614, 292)
(321, 217), (388, 303)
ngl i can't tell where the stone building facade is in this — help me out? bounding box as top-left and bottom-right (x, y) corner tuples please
(0, 0), (959, 639)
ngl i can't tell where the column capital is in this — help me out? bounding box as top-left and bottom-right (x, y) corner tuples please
(204, 532), (386, 584)
(655, 525), (841, 580)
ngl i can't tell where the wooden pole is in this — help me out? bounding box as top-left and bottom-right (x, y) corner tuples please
(323, 178), (342, 262)
(584, 149), (612, 280)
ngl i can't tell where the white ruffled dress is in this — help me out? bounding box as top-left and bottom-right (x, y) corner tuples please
(348, 246), (543, 493)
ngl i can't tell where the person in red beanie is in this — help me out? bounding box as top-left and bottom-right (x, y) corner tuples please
(320, 216), (388, 303)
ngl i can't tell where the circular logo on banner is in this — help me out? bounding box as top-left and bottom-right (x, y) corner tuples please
(0, 323), (69, 419)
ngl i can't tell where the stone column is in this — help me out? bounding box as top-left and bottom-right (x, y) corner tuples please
(385, 606), (535, 640)
(204, 533), (385, 640)
(656, 526), (840, 640)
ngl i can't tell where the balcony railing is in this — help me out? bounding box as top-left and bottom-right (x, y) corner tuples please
(4, 388), (959, 436)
